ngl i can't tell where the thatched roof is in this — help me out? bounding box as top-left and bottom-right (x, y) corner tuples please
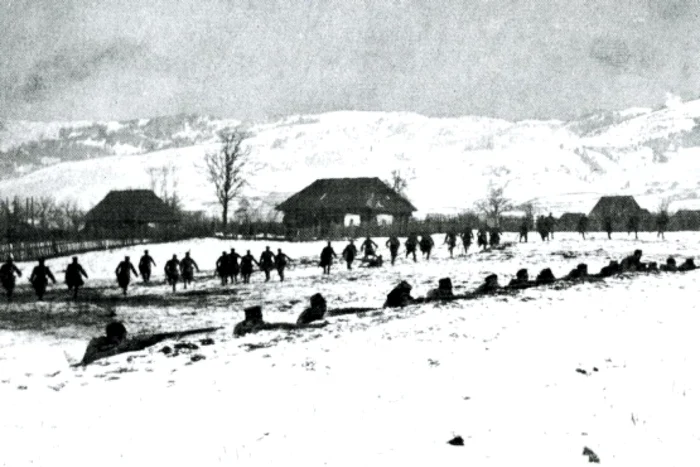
(276, 177), (417, 214)
(588, 196), (642, 218)
(559, 212), (586, 221)
(85, 190), (179, 225)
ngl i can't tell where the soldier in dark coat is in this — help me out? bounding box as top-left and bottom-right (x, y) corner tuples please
(65, 256), (88, 299)
(405, 233), (418, 262)
(518, 221), (528, 243)
(216, 251), (229, 285)
(508, 268), (531, 288)
(319, 242), (337, 275)
(30, 258), (56, 300)
(275, 248), (293, 281)
(477, 228), (488, 250)
(678, 258), (697, 272)
(564, 263), (589, 280)
(0, 257), (21, 300)
(545, 213), (556, 240)
(489, 227), (501, 248)
(180, 252), (199, 289)
(597, 260), (620, 277)
(474, 274), (500, 294)
(241, 250), (259, 283)
(259, 246), (275, 282)
(115, 256), (138, 296)
(535, 268), (556, 285)
(461, 228), (474, 254)
(384, 281), (415, 308)
(604, 216), (614, 240)
(577, 215), (588, 240)
(361, 236), (378, 259)
(419, 234), (435, 260)
(620, 250), (643, 272)
(342, 240), (358, 270)
(627, 216), (640, 240)
(660, 256), (677, 272)
(296, 293), (327, 325)
(444, 231), (458, 258)
(656, 212), (669, 240)
(228, 249), (241, 284)
(386, 236), (401, 265)
(426, 277), (454, 301)
(536, 216), (549, 242)
(164, 255), (180, 292)
(138, 250), (156, 283)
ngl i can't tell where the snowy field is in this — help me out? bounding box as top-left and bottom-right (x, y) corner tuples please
(2, 232), (700, 466)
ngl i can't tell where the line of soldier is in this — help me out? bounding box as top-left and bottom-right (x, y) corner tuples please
(79, 247), (697, 365)
(215, 246), (294, 285)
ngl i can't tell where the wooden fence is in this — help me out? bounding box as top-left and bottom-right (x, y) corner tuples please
(0, 238), (156, 262)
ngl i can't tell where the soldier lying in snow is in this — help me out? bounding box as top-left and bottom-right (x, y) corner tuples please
(384, 281), (415, 308)
(426, 278), (454, 301)
(473, 274), (500, 294)
(233, 305), (329, 337)
(660, 257), (677, 272)
(620, 250), (644, 272)
(79, 322), (222, 365)
(507, 269), (532, 289)
(297, 293), (327, 325)
(678, 258), (697, 272)
(535, 268), (556, 285)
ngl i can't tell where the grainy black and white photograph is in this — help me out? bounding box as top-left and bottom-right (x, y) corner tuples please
(1, 0), (700, 465)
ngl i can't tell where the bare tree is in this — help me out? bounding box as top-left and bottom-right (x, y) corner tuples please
(204, 131), (250, 234)
(385, 168), (415, 196)
(474, 184), (513, 228)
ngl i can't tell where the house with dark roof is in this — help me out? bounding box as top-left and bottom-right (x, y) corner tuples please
(557, 213), (586, 231)
(671, 210), (700, 230)
(276, 177), (416, 230)
(85, 189), (179, 233)
(588, 195), (644, 231)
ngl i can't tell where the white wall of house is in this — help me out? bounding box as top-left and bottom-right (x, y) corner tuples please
(344, 214), (361, 227)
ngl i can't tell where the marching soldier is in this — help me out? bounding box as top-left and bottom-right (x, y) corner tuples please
(216, 251), (229, 285)
(65, 256), (88, 299)
(259, 246), (275, 282)
(179, 252), (200, 289)
(361, 236), (378, 259)
(275, 248), (293, 281)
(461, 227), (474, 254)
(386, 235), (401, 265)
(241, 250), (259, 283)
(115, 256), (138, 296)
(228, 248), (241, 284)
(577, 215), (588, 239)
(419, 234), (435, 260)
(444, 231), (457, 258)
(0, 256), (21, 300)
(319, 242), (337, 275)
(342, 239), (358, 270)
(138, 250), (156, 283)
(405, 233), (418, 262)
(164, 255), (180, 292)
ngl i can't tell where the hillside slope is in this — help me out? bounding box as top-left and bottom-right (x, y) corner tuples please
(3, 101), (700, 218)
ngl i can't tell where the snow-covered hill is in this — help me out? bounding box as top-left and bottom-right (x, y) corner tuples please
(3, 99), (700, 218)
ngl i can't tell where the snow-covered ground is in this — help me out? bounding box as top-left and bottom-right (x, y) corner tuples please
(1, 232), (700, 466)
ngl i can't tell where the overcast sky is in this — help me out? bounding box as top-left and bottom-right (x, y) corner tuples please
(1, 0), (698, 122)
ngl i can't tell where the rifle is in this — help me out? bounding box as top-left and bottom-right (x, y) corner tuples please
(74, 326), (223, 367)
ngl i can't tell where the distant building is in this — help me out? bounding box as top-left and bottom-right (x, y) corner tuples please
(85, 189), (179, 234)
(671, 210), (700, 231)
(276, 177), (416, 232)
(588, 195), (643, 230)
(558, 212), (586, 231)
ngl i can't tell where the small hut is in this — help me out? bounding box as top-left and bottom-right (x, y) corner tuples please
(558, 213), (586, 231)
(588, 196), (643, 231)
(85, 190), (179, 236)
